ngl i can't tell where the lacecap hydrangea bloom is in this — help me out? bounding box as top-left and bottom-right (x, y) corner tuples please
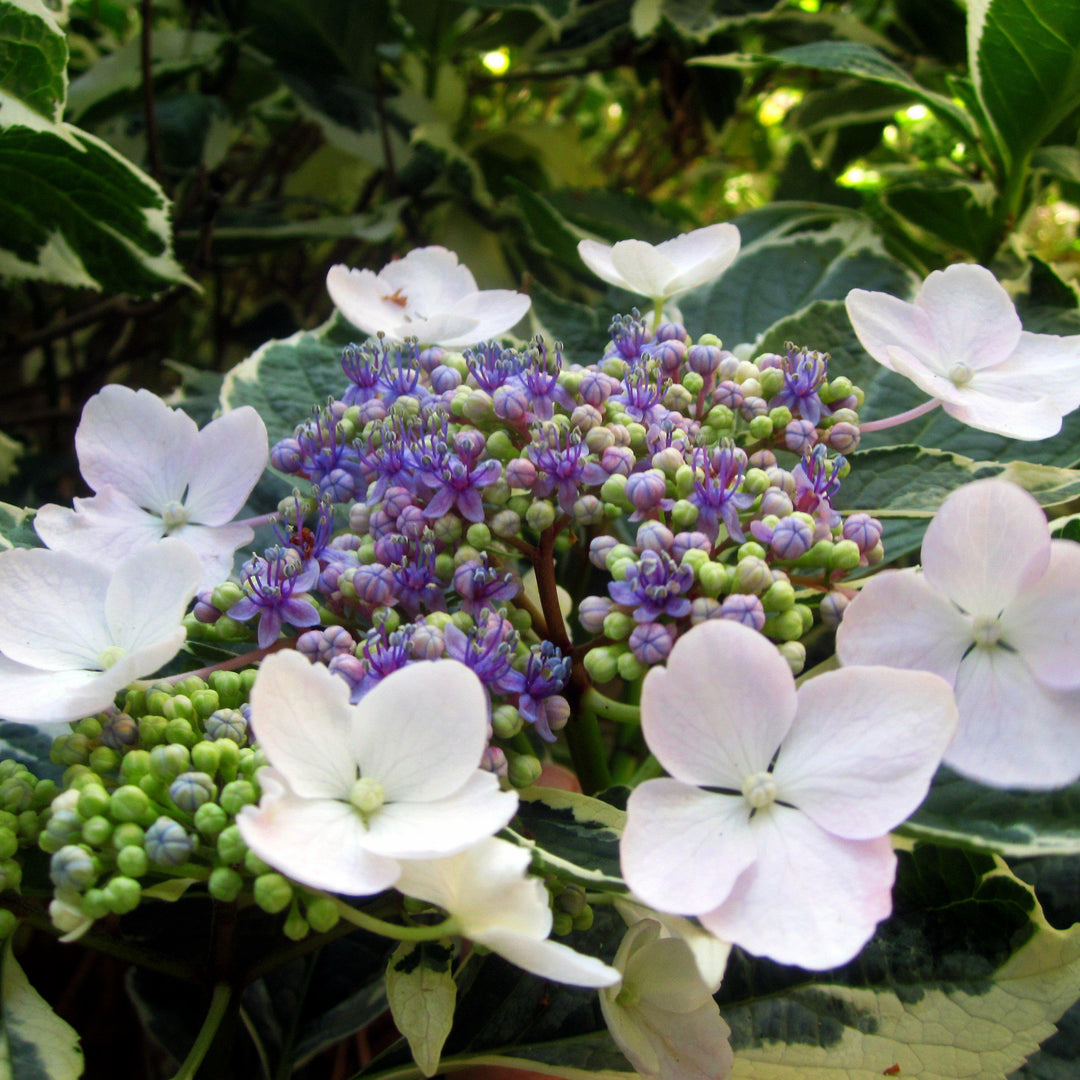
(837, 478), (1080, 789)
(620, 620), (957, 969)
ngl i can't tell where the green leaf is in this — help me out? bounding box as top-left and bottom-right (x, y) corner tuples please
(0, 503), (38, 551)
(901, 768), (1080, 857)
(678, 222), (916, 348)
(1032, 145), (1080, 186)
(884, 176), (998, 258)
(655, 0), (783, 42)
(0, 0), (66, 123)
(969, 0), (1080, 169)
(386, 941), (457, 1078)
(434, 1035), (635, 1080)
(529, 278), (611, 366)
(0, 940), (84, 1080)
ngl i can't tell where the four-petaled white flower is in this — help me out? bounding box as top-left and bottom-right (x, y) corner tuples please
(396, 836), (620, 988)
(846, 263), (1080, 440)
(326, 247), (531, 348)
(837, 478), (1080, 789)
(600, 918), (733, 1080)
(620, 620), (957, 969)
(0, 540), (203, 724)
(577, 225), (740, 307)
(237, 652), (519, 896)
(34, 385), (268, 589)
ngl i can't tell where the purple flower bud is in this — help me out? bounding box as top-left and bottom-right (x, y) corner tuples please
(713, 381), (743, 409)
(600, 445), (635, 477)
(758, 488), (793, 517)
(431, 365), (461, 393)
(579, 370), (614, 407)
(579, 595), (613, 632)
(654, 321), (688, 343)
(328, 653), (366, 695)
(205, 708), (248, 745)
(193, 590), (222, 624)
(720, 593), (766, 631)
(625, 469), (668, 513)
(589, 535), (620, 569)
(505, 458), (537, 490)
(748, 449), (777, 470)
(411, 622), (445, 659)
(493, 383), (530, 422)
(352, 564), (397, 606)
(367, 508), (397, 540)
(571, 404), (603, 432)
(418, 346), (446, 372)
(687, 343), (723, 376)
(543, 695), (570, 733)
(383, 486), (415, 520)
(756, 352), (783, 370)
(820, 591), (850, 629)
(397, 505), (428, 539)
(740, 396), (768, 420)
(270, 438), (303, 473)
(843, 513), (883, 553)
(636, 520), (674, 553)
(482, 747), (509, 777)
(769, 516), (814, 559)
(671, 530), (711, 564)
(653, 340), (687, 374)
(787, 419), (820, 452)
(629, 621), (675, 665)
(573, 495), (605, 525)
(828, 422), (861, 453)
(357, 398), (387, 423)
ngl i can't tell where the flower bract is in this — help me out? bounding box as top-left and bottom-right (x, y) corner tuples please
(34, 386), (268, 588)
(845, 263), (1080, 439)
(620, 620), (957, 969)
(396, 837), (619, 988)
(237, 652), (519, 895)
(0, 540), (203, 723)
(577, 225), (740, 304)
(326, 247), (531, 348)
(837, 478), (1080, 789)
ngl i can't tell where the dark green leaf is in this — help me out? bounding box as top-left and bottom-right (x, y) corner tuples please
(1032, 145), (1080, 186)
(884, 176), (998, 258)
(0, 0), (67, 122)
(529, 278), (611, 366)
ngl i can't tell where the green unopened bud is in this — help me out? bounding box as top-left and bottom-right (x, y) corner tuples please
(136, 715), (167, 749)
(0, 909), (16, 941)
(583, 646), (621, 685)
(451, 546), (481, 569)
(208, 867), (245, 902)
(105, 876), (141, 914)
(0, 829), (16, 861)
(762, 580), (796, 612)
(208, 671), (244, 709)
(491, 509), (522, 538)
(491, 705), (523, 740)
(16, 811), (40, 844)
(116, 846), (148, 878)
(758, 367), (785, 397)
(220, 780), (257, 816)
(556, 885), (587, 916)
(768, 405), (793, 428)
(191, 741), (222, 776)
(190, 689), (220, 721)
(830, 539), (861, 572)
(705, 404), (734, 430)
(466, 523), (492, 550)
(109, 786), (153, 825)
(797, 540), (834, 568)
(87, 746), (119, 775)
(600, 474), (630, 508)
(52, 733), (92, 767)
(525, 500), (556, 533)
(733, 556), (771, 594)
(81, 816), (112, 847)
(111, 823), (145, 849)
(150, 744), (191, 781)
(74, 717), (103, 739)
(681, 548), (709, 574)
(254, 873), (293, 914)
(283, 906), (310, 941)
(217, 825), (247, 865)
(215, 740), (240, 783)
(766, 608), (805, 642)
(165, 718), (197, 748)
(603, 611), (635, 641)
(778, 640), (807, 674)
(194, 802), (228, 838)
(306, 896), (340, 933)
(244, 849), (273, 876)
(748, 415), (773, 439)
(211, 582), (244, 612)
(552, 910), (574, 937)
(743, 468), (770, 495)
(617, 650), (645, 682)
(507, 754), (543, 789)
(77, 784), (110, 820)
(120, 750), (152, 783)
(681, 370), (704, 396)
(572, 906), (594, 932)
(698, 562), (729, 598)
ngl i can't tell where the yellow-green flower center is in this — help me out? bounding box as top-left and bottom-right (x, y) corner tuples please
(742, 771), (778, 810)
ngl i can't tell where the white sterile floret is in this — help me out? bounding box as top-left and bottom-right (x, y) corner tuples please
(846, 263), (1080, 439)
(0, 540), (203, 724)
(600, 919), (733, 1080)
(395, 836), (619, 988)
(837, 478), (1080, 789)
(577, 225), (740, 304)
(326, 246), (531, 348)
(34, 385), (269, 589)
(237, 653), (519, 896)
(620, 620), (958, 970)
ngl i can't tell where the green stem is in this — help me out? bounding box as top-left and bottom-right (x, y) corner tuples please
(566, 704), (612, 794)
(170, 983), (232, 1080)
(581, 687), (641, 725)
(629, 754), (665, 785)
(331, 898), (460, 941)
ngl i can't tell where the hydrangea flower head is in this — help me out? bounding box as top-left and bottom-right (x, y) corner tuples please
(326, 247), (531, 348)
(620, 620), (957, 968)
(837, 478), (1080, 788)
(34, 386), (268, 588)
(0, 540), (203, 723)
(846, 263), (1080, 439)
(237, 651), (518, 895)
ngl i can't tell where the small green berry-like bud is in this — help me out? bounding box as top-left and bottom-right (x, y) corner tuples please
(162, 695), (194, 723)
(829, 539), (861, 572)
(766, 608), (805, 642)
(556, 886), (586, 916)
(748, 415), (773, 439)
(507, 754), (543, 789)
(0, 909), (16, 941)
(0, 829), (17, 861)
(164, 718), (198, 748)
(105, 876), (142, 915)
(74, 717), (103, 739)
(778, 640), (806, 675)
(583, 646), (620, 685)
(145, 689), (172, 716)
(552, 910), (574, 936)
(120, 750), (152, 783)
(670, 499), (699, 530)
(698, 562), (729, 598)
(111, 823), (145, 849)
(572, 906), (595, 932)
(194, 802), (228, 838)
(137, 714), (167, 748)
(191, 689), (220, 721)
(150, 744), (191, 781)
(124, 688), (148, 716)
(491, 705), (523, 740)
(116, 846), (148, 878)
(81, 889), (110, 920)
(52, 733), (92, 767)
(244, 848), (273, 876)
(81, 816), (112, 848)
(208, 671), (244, 709)
(681, 548), (709, 574)
(762, 580), (796, 612)
(220, 780), (257, 816)
(109, 786), (153, 825)
(208, 867), (244, 902)
(743, 468), (770, 495)
(217, 825), (247, 865)
(211, 582), (244, 612)
(525, 500), (556, 533)
(603, 611), (635, 641)
(681, 370), (704, 396)
(77, 784), (110, 820)
(617, 650), (645, 682)
(254, 873), (293, 914)
(283, 908), (310, 941)
(306, 896), (340, 933)
(191, 741), (221, 776)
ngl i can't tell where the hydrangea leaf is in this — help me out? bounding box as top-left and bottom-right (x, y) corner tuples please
(0, 504), (39, 551)
(678, 223), (916, 348)
(386, 941), (456, 1078)
(0, 0), (189, 294)
(0, 940), (84, 1080)
(723, 850), (1080, 1080)
(510, 788), (627, 891)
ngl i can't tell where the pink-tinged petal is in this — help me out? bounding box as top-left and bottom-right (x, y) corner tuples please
(169, 522), (253, 589)
(247, 651), (357, 799)
(921, 479), (1049, 617)
(886, 345), (960, 394)
(35, 490), (166, 567)
(362, 771), (517, 858)
(184, 407), (268, 524)
(915, 264), (1021, 369)
(379, 247), (478, 308)
(845, 289), (933, 372)
(350, 660), (489, 802)
(0, 657), (111, 724)
(658, 224), (741, 293)
(775, 667), (957, 839)
(610, 240), (680, 298)
(947, 648), (1080, 789)
(237, 774), (400, 895)
(991, 332), (1080, 411)
(104, 540), (202, 653)
(0, 549), (111, 669)
(699, 809), (896, 970)
(621, 780), (755, 916)
(393, 312), (480, 347)
(641, 620), (796, 786)
(943, 383), (1065, 440)
(577, 239), (628, 291)
(634, 1000), (734, 1080)
(836, 569), (972, 681)
(76, 385), (196, 510)
(1002, 540), (1080, 689)
(327, 265), (397, 337)
(480, 929), (620, 987)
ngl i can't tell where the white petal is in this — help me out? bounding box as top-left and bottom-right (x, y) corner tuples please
(845, 288), (935, 372)
(920, 479), (1049, 617)
(75, 385), (196, 511)
(641, 620), (796, 786)
(440, 290), (531, 346)
(393, 312), (481, 347)
(610, 240), (680, 298)
(168, 522), (253, 589)
(916, 264), (1020, 369)
(658, 224), (741, 293)
(350, 660), (489, 802)
(621, 781), (755, 916)
(34, 490), (166, 566)
(0, 657), (111, 724)
(104, 540), (202, 652)
(835, 568), (972, 681)
(699, 808), (896, 969)
(238, 777), (401, 895)
(774, 667), (957, 839)
(481, 928), (620, 987)
(635, 1000), (733, 1080)
(248, 651), (357, 799)
(379, 247), (478, 309)
(363, 771), (517, 859)
(992, 331), (1080, 411)
(627, 937), (713, 1013)
(577, 239), (630, 291)
(887, 344), (962, 395)
(943, 384), (1065, 440)
(184, 407), (268, 524)
(1002, 540), (1080, 689)
(326, 265), (397, 337)
(946, 648), (1080, 789)
(0, 548), (111, 669)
